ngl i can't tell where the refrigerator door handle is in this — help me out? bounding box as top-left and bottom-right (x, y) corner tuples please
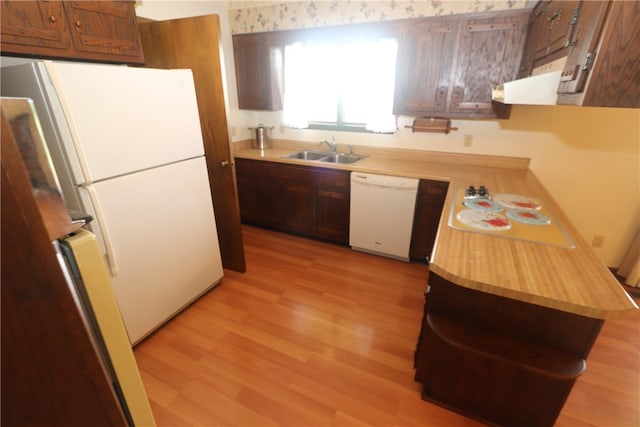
(84, 185), (119, 276)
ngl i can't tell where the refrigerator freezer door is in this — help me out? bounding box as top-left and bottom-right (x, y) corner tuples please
(87, 156), (223, 344)
(44, 61), (205, 183)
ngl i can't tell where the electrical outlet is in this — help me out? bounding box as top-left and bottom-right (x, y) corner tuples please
(463, 134), (473, 147)
(591, 235), (605, 248)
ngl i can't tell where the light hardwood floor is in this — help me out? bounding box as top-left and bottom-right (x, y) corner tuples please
(134, 225), (640, 426)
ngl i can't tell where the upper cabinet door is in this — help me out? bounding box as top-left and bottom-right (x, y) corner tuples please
(518, 2), (549, 78)
(544, 1), (581, 59)
(0, 0), (143, 64)
(233, 32), (283, 111)
(392, 17), (457, 116)
(557, 1), (640, 108)
(449, 11), (528, 117)
(62, 1), (143, 62)
(0, 0), (72, 53)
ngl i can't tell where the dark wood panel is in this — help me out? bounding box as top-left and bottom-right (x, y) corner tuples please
(410, 179), (448, 262)
(415, 272), (604, 426)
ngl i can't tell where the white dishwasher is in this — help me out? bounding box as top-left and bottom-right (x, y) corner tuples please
(349, 172), (419, 261)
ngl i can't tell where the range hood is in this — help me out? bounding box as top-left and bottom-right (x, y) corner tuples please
(492, 57), (567, 105)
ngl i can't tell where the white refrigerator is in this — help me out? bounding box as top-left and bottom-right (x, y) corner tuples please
(2, 61), (224, 345)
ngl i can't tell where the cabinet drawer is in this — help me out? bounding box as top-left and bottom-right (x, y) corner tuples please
(280, 164), (313, 183)
(312, 169), (350, 187)
(236, 158), (280, 177)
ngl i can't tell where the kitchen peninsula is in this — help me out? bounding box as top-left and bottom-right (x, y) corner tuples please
(234, 139), (637, 426)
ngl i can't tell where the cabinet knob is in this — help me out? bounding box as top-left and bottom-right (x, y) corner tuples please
(220, 160), (235, 168)
(49, 15), (56, 23)
(75, 20), (82, 28)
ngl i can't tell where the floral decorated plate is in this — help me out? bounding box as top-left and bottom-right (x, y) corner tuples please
(493, 193), (541, 210)
(456, 209), (512, 231)
(463, 198), (503, 212)
(506, 209), (551, 225)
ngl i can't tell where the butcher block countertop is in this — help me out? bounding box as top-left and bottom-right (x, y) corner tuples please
(234, 140), (638, 320)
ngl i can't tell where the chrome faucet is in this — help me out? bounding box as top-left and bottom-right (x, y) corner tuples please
(319, 137), (337, 152)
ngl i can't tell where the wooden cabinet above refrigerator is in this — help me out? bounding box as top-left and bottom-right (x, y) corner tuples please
(1, 0), (144, 64)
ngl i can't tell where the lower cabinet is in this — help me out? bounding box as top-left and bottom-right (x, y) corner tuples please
(235, 159), (282, 228)
(314, 169), (350, 243)
(415, 272), (603, 427)
(235, 158), (350, 244)
(280, 164), (315, 235)
(410, 180), (449, 262)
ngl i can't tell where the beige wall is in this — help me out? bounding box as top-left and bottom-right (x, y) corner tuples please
(136, 1), (640, 269)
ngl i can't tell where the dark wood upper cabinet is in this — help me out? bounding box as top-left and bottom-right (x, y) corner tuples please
(233, 32), (283, 111)
(394, 10), (529, 119)
(520, 1), (600, 78)
(233, 10), (528, 118)
(62, 1), (143, 60)
(544, 1), (581, 61)
(556, 1), (640, 108)
(519, 0), (639, 108)
(0, 0), (144, 64)
(447, 11), (528, 118)
(0, 0), (72, 51)
(392, 16), (457, 116)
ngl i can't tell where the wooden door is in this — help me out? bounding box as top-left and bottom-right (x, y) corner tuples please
(138, 15), (246, 272)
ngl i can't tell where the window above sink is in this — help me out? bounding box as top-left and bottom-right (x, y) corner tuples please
(282, 37), (398, 134)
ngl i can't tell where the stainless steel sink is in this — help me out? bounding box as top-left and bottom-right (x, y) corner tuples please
(283, 150), (329, 160)
(282, 150), (365, 164)
(320, 153), (364, 164)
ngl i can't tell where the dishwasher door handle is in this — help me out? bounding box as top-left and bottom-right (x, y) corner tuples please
(351, 173), (419, 190)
